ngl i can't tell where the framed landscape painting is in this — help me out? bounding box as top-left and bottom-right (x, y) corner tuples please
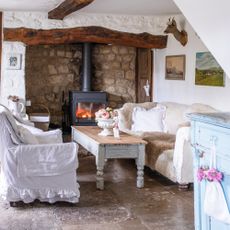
(165, 55), (185, 80)
(195, 52), (224, 86)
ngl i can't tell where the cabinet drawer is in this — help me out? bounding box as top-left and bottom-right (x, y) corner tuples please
(194, 122), (230, 175)
(195, 122), (230, 160)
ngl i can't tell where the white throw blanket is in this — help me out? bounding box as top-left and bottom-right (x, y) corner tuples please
(15, 143), (78, 177)
(173, 126), (190, 181)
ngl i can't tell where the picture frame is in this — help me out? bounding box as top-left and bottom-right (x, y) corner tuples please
(6, 53), (22, 70)
(195, 52), (224, 87)
(165, 55), (185, 80)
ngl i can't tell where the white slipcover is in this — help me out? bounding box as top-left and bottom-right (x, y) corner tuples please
(0, 110), (80, 204)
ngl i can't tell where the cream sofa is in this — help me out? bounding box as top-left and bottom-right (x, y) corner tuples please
(117, 102), (218, 189)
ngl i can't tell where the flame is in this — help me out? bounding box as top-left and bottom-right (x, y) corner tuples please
(76, 108), (94, 119)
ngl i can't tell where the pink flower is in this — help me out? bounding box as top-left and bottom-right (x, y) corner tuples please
(8, 95), (19, 102)
(101, 112), (110, 119)
(206, 168), (223, 182)
(197, 167), (223, 182)
(95, 107), (118, 120)
(197, 168), (206, 182)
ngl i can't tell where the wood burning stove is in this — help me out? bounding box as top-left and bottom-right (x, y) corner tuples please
(69, 42), (107, 126)
(69, 91), (107, 126)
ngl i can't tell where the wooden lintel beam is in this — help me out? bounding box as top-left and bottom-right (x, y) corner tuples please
(4, 26), (168, 49)
(48, 0), (94, 20)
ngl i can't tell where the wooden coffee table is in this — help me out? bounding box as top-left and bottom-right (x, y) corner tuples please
(71, 126), (147, 190)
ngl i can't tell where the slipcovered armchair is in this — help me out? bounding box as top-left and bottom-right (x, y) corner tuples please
(0, 106), (80, 205)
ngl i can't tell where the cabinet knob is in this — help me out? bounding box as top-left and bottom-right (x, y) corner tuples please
(191, 143), (205, 158)
(198, 149), (205, 158)
(191, 143), (198, 148)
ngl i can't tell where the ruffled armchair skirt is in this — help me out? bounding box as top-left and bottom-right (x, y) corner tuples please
(0, 170), (80, 204)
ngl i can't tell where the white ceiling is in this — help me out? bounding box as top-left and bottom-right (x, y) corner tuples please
(0, 0), (180, 15)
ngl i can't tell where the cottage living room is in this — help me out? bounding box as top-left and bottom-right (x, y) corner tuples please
(0, 0), (230, 230)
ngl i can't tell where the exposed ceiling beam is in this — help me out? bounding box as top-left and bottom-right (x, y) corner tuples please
(4, 26), (168, 49)
(48, 0), (94, 20)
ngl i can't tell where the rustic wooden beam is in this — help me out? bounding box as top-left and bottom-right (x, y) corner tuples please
(48, 0), (94, 20)
(4, 26), (167, 49)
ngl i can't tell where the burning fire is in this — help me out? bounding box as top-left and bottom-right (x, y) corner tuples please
(76, 108), (93, 119)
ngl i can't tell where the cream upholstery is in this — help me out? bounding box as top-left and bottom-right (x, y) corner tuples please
(117, 102), (218, 185)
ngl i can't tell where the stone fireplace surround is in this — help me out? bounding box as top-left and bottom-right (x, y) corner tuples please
(25, 43), (136, 126)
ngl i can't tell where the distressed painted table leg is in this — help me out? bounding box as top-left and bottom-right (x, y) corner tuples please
(136, 144), (145, 188)
(96, 146), (105, 190)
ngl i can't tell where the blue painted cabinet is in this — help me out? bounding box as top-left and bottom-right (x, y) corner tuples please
(189, 113), (230, 230)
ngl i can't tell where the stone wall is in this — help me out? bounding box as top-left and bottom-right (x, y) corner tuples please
(25, 44), (82, 125)
(92, 45), (136, 108)
(25, 44), (136, 125)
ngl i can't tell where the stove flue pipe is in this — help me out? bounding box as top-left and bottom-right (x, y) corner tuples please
(82, 42), (92, 92)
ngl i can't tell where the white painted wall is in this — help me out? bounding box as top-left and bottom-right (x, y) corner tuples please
(1, 42), (26, 106)
(4, 11), (159, 34)
(173, 0), (230, 78)
(154, 15), (230, 111)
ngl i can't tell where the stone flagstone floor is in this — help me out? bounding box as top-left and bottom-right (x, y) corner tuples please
(0, 152), (194, 230)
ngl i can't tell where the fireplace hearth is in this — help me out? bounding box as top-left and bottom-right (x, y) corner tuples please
(26, 42), (136, 127)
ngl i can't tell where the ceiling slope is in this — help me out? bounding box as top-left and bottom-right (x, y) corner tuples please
(173, 0), (230, 77)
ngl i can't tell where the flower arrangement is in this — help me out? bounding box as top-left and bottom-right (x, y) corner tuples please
(8, 95), (20, 102)
(95, 107), (117, 120)
(197, 167), (223, 182)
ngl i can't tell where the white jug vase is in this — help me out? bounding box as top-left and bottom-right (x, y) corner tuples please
(8, 101), (24, 117)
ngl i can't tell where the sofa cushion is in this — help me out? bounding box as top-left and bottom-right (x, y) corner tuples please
(17, 122), (44, 134)
(131, 105), (166, 132)
(160, 102), (189, 135)
(117, 102), (157, 131)
(35, 129), (63, 144)
(17, 125), (39, 144)
(0, 104), (20, 135)
(144, 132), (175, 170)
